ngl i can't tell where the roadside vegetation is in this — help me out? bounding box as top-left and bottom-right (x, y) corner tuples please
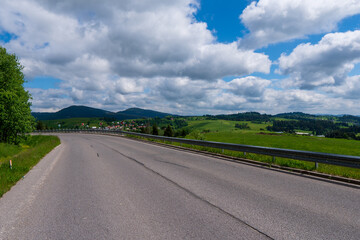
(0, 47), (35, 144)
(0, 135), (60, 197)
(125, 119), (360, 180)
(130, 133), (360, 180)
(187, 120), (360, 156)
(0, 47), (61, 197)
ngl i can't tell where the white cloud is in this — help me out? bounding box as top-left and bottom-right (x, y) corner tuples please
(279, 30), (360, 89)
(148, 77), (272, 113)
(259, 88), (360, 114)
(0, 0), (274, 114)
(1, 0), (270, 82)
(228, 76), (271, 98)
(113, 78), (145, 95)
(321, 75), (360, 99)
(240, 0), (360, 48)
(2, 0), (360, 115)
(27, 74), (360, 115)
(27, 88), (73, 112)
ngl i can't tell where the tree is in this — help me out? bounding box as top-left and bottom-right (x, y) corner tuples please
(0, 47), (34, 144)
(152, 123), (159, 135)
(188, 130), (205, 140)
(140, 123), (151, 134)
(164, 124), (173, 137)
(36, 121), (47, 130)
(235, 123), (250, 129)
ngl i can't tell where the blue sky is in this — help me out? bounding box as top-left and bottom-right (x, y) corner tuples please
(196, 1), (360, 81)
(24, 76), (61, 89)
(195, 0), (251, 43)
(1, 0), (360, 114)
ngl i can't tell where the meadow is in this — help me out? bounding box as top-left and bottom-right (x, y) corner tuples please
(182, 120), (360, 179)
(186, 120), (360, 156)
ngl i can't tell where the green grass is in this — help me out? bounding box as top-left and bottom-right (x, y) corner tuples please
(131, 119), (360, 180)
(203, 131), (360, 156)
(187, 120), (270, 132)
(186, 120), (360, 156)
(0, 135), (60, 197)
(188, 120), (242, 132)
(135, 134), (360, 180)
(0, 143), (23, 162)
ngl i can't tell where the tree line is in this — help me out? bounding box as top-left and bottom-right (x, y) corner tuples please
(267, 120), (360, 140)
(140, 123), (190, 138)
(205, 112), (271, 123)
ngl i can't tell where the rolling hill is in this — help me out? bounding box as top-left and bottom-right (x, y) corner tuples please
(117, 108), (170, 119)
(32, 105), (174, 120)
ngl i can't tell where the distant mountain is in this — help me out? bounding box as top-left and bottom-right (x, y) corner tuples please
(32, 105), (174, 121)
(32, 106), (115, 120)
(116, 108), (170, 119)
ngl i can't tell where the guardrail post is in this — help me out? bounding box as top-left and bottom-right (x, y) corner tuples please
(244, 152), (247, 157)
(222, 149), (224, 154)
(315, 162), (318, 169)
(272, 156), (275, 163)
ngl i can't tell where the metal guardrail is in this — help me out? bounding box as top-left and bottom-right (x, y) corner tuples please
(34, 129), (360, 169)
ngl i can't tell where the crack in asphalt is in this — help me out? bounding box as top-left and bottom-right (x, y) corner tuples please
(101, 143), (274, 240)
(151, 159), (190, 169)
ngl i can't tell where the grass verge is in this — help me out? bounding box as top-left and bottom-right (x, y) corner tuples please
(0, 135), (60, 197)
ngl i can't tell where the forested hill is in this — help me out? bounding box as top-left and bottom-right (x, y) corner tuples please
(206, 112), (272, 122)
(274, 112), (360, 125)
(274, 112), (316, 120)
(204, 111), (360, 140)
(32, 106), (113, 120)
(32, 106), (174, 120)
(118, 108), (171, 119)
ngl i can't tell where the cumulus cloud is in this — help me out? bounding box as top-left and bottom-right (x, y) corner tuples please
(2, 0), (359, 115)
(279, 30), (360, 89)
(240, 0), (360, 48)
(322, 75), (360, 99)
(228, 76), (271, 98)
(147, 76), (272, 113)
(27, 88), (74, 112)
(27, 74), (360, 115)
(0, 0), (270, 82)
(258, 88), (360, 114)
(113, 78), (145, 95)
(0, 0), (275, 114)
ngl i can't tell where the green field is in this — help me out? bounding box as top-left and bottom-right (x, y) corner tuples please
(188, 119), (269, 132)
(186, 120), (360, 155)
(179, 120), (360, 179)
(0, 135), (60, 197)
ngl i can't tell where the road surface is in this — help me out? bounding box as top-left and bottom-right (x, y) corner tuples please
(0, 134), (359, 239)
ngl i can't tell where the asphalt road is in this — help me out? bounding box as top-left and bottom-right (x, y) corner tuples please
(0, 134), (359, 239)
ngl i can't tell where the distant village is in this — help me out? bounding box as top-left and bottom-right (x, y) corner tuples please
(87, 120), (146, 131)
